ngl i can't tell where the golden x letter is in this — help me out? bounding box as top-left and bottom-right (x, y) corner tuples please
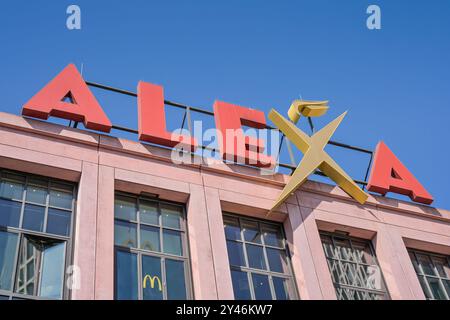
(269, 109), (368, 211)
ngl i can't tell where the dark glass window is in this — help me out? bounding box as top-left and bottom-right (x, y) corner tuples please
(320, 232), (389, 300)
(0, 169), (75, 300)
(223, 214), (298, 300)
(408, 249), (450, 300)
(114, 193), (191, 300)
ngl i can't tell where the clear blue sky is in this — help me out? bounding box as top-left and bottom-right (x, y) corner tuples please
(0, 1), (449, 208)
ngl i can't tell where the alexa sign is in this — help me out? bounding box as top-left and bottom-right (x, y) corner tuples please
(22, 64), (434, 207)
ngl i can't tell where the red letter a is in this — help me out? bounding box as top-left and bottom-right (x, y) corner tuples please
(22, 64), (112, 132)
(367, 141), (433, 205)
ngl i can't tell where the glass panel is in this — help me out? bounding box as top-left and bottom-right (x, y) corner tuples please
(321, 234), (335, 258)
(163, 230), (183, 256)
(26, 185), (47, 205)
(417, 254), (435, 276)
(418, 276), (433, 299)
(231, 270), (251, 300)
(0, 231), (18, 290)
(223, 217), (241, 241)
(142, 255), (163, 300)
(242, 220), (261, 244)
(115, 250), (138, 300)
(352, 241), (374, 264)
(273, 277), (289, 300)
(49, 190), (72, 210)
(22, 204), (45, 232)
(333, 237), (353, 262)
(114, 196), (137, 221)
(0, 295), (9, 300)
(0, 180), (24, 200)
(246, 244), (267, 270)
(166, 259), (187, 300)
(252, 273), (272, 300)
(0, 198), (21, 228)
(266, 248), (288, 273)
(114, 221), (137, 248)
(226, 241), (246, 267)
(262, 224), (283, 248)
(409, 251), (421, 274)
(161, 204), (182, 229)
(140, 225), (160, 252)
(46, 209), (71, 236)
(139, 200), (159, 225)
(427, 277), (447, 300)
(444, 280), (450, 298)
(431, 256), (450, 279)
(15, 236), (40, 296)
(39, 242), (65, 299)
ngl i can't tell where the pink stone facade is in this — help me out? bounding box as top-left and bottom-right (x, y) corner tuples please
(0, 111), (449, 300)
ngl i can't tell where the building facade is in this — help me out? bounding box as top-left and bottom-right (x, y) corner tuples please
(0, 111), (449, 300)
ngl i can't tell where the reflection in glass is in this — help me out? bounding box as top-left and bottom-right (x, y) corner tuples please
(142, 255), (163, 300)
(49, 190), (72, 209)
(15, 237), (65, 299)
(26, 186), (47, 205)
(140, 200), (159, 225)
(266, 248), (287, 273)
(273, 277), (289, 300)
(115, 250), (138, 300)
(114, 196), (137, 221)
(0, 180), (24, 200)
(231, 270), (251, 300)
(163, 230), (183, 256)
(417, 254), (435, 276)
(161, 204), (181, 229)
(114, 221), (137, 248)
(0, 231), (18, 290)
(140, 225), (160, 252)
(242, 220), (261, 244)
(22, 204), (45, 232)
(0, 199), (21, 228)
(224, 217), (241, 241)
(46, 209), (71, 236)
(166, 259), (186, 300)
(39, 242), (65, 299)
(262, 225), (283, 247)
(252, 273), (271, 300)
(227, 241), (246, 267)
(246, 244), (266, 270)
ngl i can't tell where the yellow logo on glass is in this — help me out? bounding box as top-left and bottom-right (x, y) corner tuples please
(143, 275), (162, 291)
(269, 100), (368, 211)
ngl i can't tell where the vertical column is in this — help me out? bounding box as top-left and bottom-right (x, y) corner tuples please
(204, 187), (234, 300)
(284, 202), (323, 299)
(94, 165), (115, 299)
(72, 161), (98, 300)
(297, 197), (337, 300)
(373, 225), (425, 300)
(186, 183), (219, 299)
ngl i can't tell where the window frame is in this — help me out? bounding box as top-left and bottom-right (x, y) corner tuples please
(319, 231), (390, 300)
(408, 248), (450, 300)
(0, 169), (76, 300)
(223, 212), (299, 300)
(113, 191), (193, 300)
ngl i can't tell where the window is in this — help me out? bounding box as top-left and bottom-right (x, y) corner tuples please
(223, 214), (298, 300)
(0, 170), (75, 300)
(320, 232), (389, 300)
(114, 193), (192, 300)
(408, 249), (450, 300)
